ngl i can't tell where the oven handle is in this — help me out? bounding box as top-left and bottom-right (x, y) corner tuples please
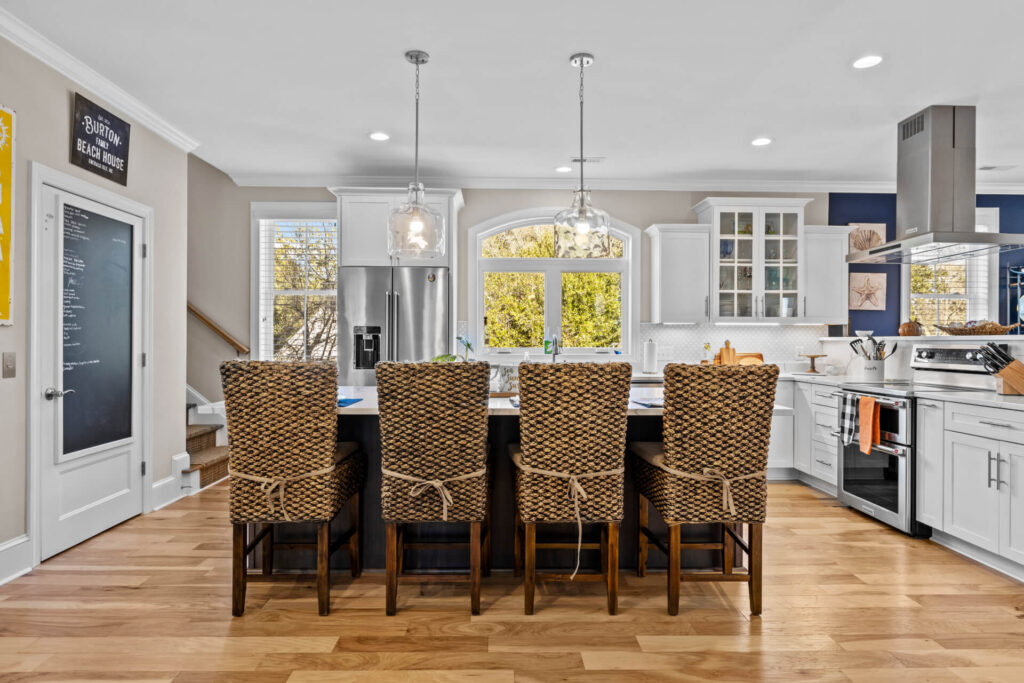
(842, 392), (906, 410)
(872, 443), (907, 457)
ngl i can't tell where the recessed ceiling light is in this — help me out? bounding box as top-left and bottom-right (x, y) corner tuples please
(852, 55), (883, 69)
(751, 137), (773, 147)
(555, 165), (573, 173)
(368, 131), (390, 141)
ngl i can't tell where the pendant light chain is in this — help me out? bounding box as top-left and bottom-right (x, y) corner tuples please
(578, 60), (585, 192)
(414, 61), (420, 187)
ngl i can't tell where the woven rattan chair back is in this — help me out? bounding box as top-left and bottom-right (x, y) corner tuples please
(220, 360), (339, 523)
(376, 361), (491, 522)
(662, 364), (779, 473)
(518, 362), (632, 474)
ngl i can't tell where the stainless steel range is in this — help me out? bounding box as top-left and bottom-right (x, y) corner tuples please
(836, 343), (999, 537)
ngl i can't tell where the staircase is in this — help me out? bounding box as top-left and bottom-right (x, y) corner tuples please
(185, 423), (229, 489)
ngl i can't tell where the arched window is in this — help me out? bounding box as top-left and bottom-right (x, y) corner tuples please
(467, 208), (639, 360)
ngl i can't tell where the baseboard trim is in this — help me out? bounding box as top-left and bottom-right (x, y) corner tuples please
(931, 531), (1024, 583)
(151, 452), (190, 511)
(0, 534), (34, 586)
(794, 472), (838, 497)
(767, 467), (798, 481)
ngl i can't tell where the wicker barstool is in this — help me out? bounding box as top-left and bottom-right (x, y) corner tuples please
(631, 363), (779, 616)
(510, 362), (632, 615)
(221, 361), (364, 617)
(376, 361), (491, 616)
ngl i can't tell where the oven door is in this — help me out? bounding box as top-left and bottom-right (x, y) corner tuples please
(838, 439), (910, 533)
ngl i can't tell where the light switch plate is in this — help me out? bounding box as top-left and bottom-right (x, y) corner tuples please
(2, 351), (14, 379)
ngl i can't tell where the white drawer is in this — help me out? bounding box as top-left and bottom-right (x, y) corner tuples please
(808, 385), (842, 409)
(811, 407), (838, 445)
(945, 402), (1024, 444)
(810, 440), (837, 484)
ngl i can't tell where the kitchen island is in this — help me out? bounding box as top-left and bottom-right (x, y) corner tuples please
(260, 383), (786, 574)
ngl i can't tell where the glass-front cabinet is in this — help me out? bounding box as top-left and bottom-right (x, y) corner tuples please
(695, 198), (811, 322)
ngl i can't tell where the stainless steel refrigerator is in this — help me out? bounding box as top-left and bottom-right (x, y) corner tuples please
(338, 266), (450, 385)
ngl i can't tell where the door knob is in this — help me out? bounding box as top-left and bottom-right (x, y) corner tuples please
(44, 387), (75, 400)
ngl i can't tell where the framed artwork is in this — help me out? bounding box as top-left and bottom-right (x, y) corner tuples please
(1, 104), (13, 325)
(848, 223), (886, 251)
(850, 272), (886, 310)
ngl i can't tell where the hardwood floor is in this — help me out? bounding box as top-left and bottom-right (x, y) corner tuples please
(2, 482), (1023, 681)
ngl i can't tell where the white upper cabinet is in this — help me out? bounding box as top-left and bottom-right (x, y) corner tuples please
(803, 225), (853, 324)
(646, 224), (712, 323)
(693, 198), (812, 322)
(332, 188), (463, 268)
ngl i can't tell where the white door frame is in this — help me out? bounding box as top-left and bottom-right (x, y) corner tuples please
(27, 162), (154, 565)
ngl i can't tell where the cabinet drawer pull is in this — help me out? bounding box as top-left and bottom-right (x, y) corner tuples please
(814, 422), (834, 428)
(979, 420), (1016, 429)
(988, 451), (995, 489)
(814, 458), (833, 468)
(829, 430), (842, 438)
(918, 401), (941, 408)
(815, 391), (841, 399)
(997, 455), (1008, 489)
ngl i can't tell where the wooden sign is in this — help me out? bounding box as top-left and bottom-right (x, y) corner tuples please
(0, 104), (13, 325)
(70, 93), (130, 185)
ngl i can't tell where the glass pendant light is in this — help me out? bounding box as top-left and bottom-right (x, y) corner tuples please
(388, 50), (445, 259)
(554, 52), (610, 237)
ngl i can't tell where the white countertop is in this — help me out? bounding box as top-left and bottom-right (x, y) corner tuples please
(915, 389), (1024, 411)
(337, 385), (790, 417)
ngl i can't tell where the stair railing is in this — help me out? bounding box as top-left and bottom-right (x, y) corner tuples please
(187, 301), (250, 356)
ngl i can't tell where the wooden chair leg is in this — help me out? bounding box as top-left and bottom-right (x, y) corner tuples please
(261, 523), (274, 576)
(749, 522), (763, 616)
(231, 523), (247, 617)
(317, 521), (330, 616)
(637, 493), (648, 577)
(348, 492), (361, 578)
(667, 523), (680, 616)
(606, 522), (619, 615)
(470, 521), (482, 615)
(385, 523), (398, 616)
(524, 522), (536, 615)
(513, 511), (523, 577)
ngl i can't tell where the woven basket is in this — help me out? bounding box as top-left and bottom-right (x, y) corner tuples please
(937, 322), (1021, 336)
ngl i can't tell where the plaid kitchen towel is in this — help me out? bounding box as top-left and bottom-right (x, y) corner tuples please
(839, 392), (858, 446)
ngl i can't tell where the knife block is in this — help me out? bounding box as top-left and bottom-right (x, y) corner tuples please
(995, 359), (1024, 394)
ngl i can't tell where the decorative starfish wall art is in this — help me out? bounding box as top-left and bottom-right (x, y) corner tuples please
(850, 272), (886, 311)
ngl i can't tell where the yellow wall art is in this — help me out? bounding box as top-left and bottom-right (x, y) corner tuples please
(0, 105), (13, 324)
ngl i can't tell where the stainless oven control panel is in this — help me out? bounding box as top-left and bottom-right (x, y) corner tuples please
(909, 343), (1007, 373)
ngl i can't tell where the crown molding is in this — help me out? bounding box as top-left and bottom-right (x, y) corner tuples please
(0, 8), (200, 153)
(228, 171), (1024, 195)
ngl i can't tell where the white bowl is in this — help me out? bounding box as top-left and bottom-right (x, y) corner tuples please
(854, 330), (874, 337)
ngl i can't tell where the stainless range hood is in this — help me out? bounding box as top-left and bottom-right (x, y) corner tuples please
(847, 105), (1024, 265)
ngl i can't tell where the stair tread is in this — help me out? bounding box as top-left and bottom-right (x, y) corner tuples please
(184, 445), (229, 472)
(186, 424), (220, 439)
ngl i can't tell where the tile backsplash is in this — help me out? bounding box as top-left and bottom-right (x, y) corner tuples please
(636, 323), (829, 370)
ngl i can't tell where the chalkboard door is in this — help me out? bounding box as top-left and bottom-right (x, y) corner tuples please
(36, 185), (144, 559)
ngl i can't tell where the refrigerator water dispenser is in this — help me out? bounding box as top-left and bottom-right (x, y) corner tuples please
(353, 326), (381, 369)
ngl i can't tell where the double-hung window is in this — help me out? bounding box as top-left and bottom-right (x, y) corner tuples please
(251, 203), (338, 361)
(470, 213), (638, 359)
(903, 208), (999, 335)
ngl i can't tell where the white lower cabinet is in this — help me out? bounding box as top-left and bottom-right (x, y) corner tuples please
(768, 414), (794, 469)
(943, 431), (1002, 553)
(810, 439), (837, 484)
(793, 385), (812, 474)
(999, 442), (1024, 564)
(915, 399), (945, 530)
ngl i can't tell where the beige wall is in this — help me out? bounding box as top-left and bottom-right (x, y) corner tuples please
(0, 37), (188, 544)
(186, 155), (333, 400)
(458, 189), (829, 321)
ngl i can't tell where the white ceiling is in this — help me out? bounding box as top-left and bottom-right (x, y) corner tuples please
(4, 0), (1024, 190)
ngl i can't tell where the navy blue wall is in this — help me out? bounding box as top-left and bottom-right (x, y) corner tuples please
(828, 193), (901, 334)
(828, 193), (1024, 334)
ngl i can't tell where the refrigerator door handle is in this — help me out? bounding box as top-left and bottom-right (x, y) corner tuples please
(385, 289), (392, 359)
(393, 290), (401, 361)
